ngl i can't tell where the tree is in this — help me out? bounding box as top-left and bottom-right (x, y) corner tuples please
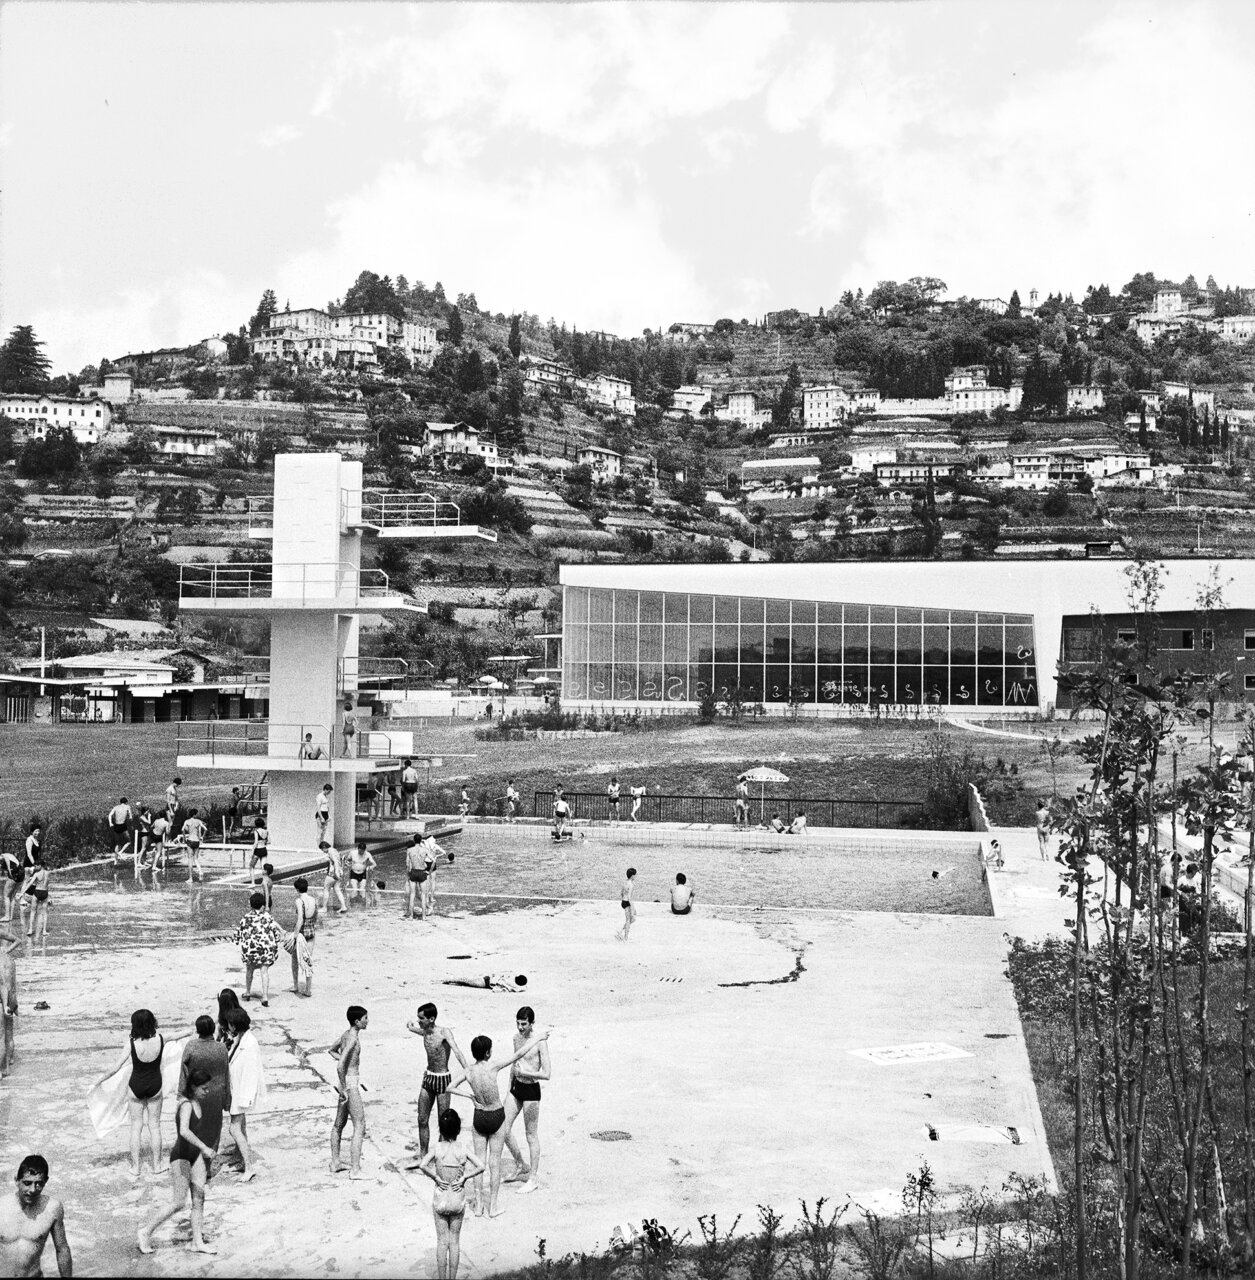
(0, 325), (52, 393)
(1138, 404), (1148, 449)
(446, 307), (464, 346)
(1042, 486), (1070, 517)
(771, 363), (801, 429)
(248, 290), (278, 338)
(342, 270), (404, 320)
(16, 427), (80, 479)
(224, 327), (250, 364)
(1007, 290), (1022, 318)
(508, 315), (522, 361)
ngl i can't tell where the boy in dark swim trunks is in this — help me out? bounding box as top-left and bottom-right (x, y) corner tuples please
(404, 836), (427, 920)
(404, 1003), (468, 1159)
(501, 1006), (551, 1195)
(347, 843), (376, 905)
(448, 1028), (550, 1217)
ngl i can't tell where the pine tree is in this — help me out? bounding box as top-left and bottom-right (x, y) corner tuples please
(248, 290), (278, 338)
(446, 307), (464, 346)
(0, 325), (53, 393)
(508, 315), (521, 361)
(1138, 406), (1148, 450)
(1007, 290), (1022, 318)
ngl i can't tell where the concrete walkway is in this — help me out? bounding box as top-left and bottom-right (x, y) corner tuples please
(1, 823), (1061, 1277)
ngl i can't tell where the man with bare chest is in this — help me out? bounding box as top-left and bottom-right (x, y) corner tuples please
(0, 1156), (72, 1277)
(404, 1002), (468, 1159)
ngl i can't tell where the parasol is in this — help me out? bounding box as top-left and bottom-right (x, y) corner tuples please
(738, 765), (790, 820)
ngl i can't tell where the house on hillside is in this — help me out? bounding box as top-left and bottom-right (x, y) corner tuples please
(1065, 385), (1105, 414)
(577, 372), (635, 417)
(873, 460), (960, 486)
(672, 385), (713, 416)
(521, 356), (576, 390)
(975, 298), (1009, 315)
(423, 421), (499, 466)
(577, 446), (622, 480)
(1217, 315), (1255, 344)
(0, 393), (112, 444)
(1162, 381), (1216, 413)
(802, 384), (848, 430)
(152, 425), (221, 459)
(1154, 289), (1184, 316)
(725, 391), (771, 431)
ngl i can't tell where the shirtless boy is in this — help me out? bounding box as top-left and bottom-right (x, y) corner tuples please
(0, 1156), (72, 1278)
(449, 1028), (550, 1216)
(180, 809), (207, 882)
(405, 1003), (468, 1159)
(615, 868), (637, 942)
(329, 1006), (368, 1179)
(347, 843), (376, 905)
(501, 1006), (551, 1194)
(404, 836), (428, 920)
(321, 843), (348, 915)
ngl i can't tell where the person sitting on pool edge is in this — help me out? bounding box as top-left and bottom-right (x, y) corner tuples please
(786, 812), (806, 834)
(759, 812), (787, 834)
(670, 874), (695, 916)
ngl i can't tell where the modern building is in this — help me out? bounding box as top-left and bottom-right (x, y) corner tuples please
(557, 559), (1255, 717)
(0, 393), (112, 444)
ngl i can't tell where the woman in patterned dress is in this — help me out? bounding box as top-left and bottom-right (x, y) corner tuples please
(232, 891), (283, 1007)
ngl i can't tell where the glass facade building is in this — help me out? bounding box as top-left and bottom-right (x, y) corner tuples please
(562, 585), (1040, 710)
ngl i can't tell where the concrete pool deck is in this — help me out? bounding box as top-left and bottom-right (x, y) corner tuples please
(1, 826), (1063, 1277)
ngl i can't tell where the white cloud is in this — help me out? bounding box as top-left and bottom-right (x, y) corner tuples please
(29, 270), (253, 373)
(257, 123), (302, 148)
(764, 47), (838, 133)
(277, 158), (709, 337)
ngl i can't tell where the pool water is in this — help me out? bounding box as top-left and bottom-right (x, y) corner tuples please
(20, 827), (990, 954)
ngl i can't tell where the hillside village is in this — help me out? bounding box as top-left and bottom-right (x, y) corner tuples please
(2, 267), (1254, 699)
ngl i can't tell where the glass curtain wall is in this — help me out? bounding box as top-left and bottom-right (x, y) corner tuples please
(563, 585), (1039, 708)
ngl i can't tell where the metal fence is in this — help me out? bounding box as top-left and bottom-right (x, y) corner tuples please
(531, 790), (925, 829)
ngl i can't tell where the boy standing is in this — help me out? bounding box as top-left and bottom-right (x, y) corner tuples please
(329, 1006), (368, 1179)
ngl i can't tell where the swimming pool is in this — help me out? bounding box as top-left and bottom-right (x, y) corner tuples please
(23, 824), (990, 954)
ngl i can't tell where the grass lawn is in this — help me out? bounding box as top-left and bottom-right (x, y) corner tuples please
(0, 713), (1228, 843)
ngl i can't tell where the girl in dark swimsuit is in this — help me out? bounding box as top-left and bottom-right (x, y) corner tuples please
(0, 848), (19, 923)
(137, 1069), (220, 1256)
(94, 1009), (166, 1177)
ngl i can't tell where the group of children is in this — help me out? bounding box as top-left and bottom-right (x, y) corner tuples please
(2, 824), (51, 941)
(103, 779), (217, 880)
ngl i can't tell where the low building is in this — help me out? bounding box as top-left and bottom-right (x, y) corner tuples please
(1216, 315), (1255, 344)
(557, 557), (1255, 716)
(1161, 381), (1216, 413)
(1066, 385), (1105, 414)
(975, 298), (1009, 315)
(667, 322), (715, 340)
(577, 446), (622, 480)
(0, 393), (112, 444)
(741, 456), (821, 490)
(672, 385), (713, 416)
(152, 426), (221, 459)
(872, 460), (959, 486)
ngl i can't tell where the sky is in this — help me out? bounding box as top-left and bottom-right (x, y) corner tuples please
(1, 0), (1253, 375)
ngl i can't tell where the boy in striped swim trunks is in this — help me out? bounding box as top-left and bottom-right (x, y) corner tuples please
(404, 1003), (468, 1160)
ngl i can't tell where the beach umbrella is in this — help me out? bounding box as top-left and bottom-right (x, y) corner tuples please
(738, 765), (790, 820)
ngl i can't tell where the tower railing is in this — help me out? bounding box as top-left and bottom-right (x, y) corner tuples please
(176, 720), (333, 761)
(338, 656), (410, 696)
(361, 490), (467, 530)
(178, 562), (397, 605)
